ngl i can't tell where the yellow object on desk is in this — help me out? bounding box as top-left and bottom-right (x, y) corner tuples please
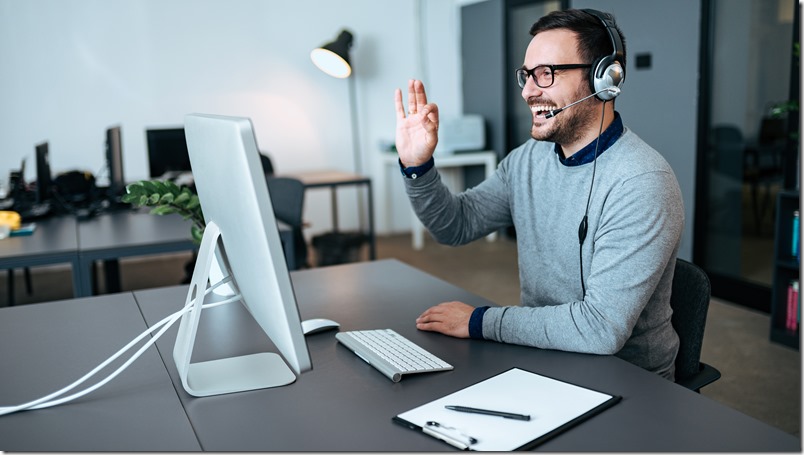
(0, 211), (21, 230)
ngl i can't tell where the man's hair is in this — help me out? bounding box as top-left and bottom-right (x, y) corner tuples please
(529, 9), (627, 84)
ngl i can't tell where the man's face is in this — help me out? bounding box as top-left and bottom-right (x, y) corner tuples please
(521, 29), (596, 146)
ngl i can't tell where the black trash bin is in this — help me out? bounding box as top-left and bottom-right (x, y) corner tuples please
(312, 232), (368, 266)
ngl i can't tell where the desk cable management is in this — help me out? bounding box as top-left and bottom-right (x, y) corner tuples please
(0, 277), (240, 417)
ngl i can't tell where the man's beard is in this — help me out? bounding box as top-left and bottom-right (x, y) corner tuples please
(530, 87), (598, 145)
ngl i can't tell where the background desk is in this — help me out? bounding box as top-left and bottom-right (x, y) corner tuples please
(1, 210), (294, 300)
(285, 169), (376, 260)
(76, 210), (197, 297)
(0, 216), (81, 302)
(0, 259), (799, 451)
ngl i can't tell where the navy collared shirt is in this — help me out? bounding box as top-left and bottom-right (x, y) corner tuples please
(555, 111), (624, 166)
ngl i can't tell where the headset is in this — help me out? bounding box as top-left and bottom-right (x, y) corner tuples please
(575, 9), (626, 297)
(582, 9), (625, 101)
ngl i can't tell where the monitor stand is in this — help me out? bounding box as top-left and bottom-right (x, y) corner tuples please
(172, 221), (296, 397)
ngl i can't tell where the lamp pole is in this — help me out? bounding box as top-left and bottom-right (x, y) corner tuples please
(348, 73), (362, 176)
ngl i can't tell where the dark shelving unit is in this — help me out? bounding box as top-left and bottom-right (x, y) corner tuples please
(770, 190), (800, 349)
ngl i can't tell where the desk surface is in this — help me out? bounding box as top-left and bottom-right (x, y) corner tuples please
(135, 259), (798, 452)
(0, 216), (78, 267)
(0, 293), (200, 451)
(285, 169), (370, 187)
(0, 259), (799, 451)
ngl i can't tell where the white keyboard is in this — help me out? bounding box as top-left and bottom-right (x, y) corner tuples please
(335, 329), (453, 382)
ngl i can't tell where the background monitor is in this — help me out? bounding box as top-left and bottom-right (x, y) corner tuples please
(105, 125), (125, 199)
(179, 113), (312, 395)
(146, 127), (191, 178)
(35, 141), (52, 203)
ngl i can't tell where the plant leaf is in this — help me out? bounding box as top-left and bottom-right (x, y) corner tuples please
(186, 195), (200, 210)
(140, 180), (159, 194)
(125, 183), (146, 197)
(191, 225), (204, 245)
(159, 193), (175, 204)
(150, 205), (178, 216)
(165, 180), (182, 196)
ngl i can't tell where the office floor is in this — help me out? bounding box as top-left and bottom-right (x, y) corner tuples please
(1, 233), (800, 438)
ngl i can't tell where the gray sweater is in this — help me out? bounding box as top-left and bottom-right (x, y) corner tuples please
(404, 128), (683, 380)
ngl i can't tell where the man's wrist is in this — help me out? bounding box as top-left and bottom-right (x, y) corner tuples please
(468, 306), (489, 339)
(399, 157), (435, 179)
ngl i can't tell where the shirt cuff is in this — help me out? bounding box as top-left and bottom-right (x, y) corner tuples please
(399, 157), (435, 179)
(468, 306), (490, 339)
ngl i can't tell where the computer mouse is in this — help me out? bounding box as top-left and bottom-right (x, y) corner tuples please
(302, 318), (340, 335)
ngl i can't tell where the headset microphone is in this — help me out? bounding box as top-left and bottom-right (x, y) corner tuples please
(544, 87), (621, 119)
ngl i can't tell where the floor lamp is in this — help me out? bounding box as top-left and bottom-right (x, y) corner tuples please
(311, 29), (367, 232)
(310, 29), (362, 176)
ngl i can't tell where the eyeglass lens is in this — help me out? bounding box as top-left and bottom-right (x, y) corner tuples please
(516, 66), (553, 89)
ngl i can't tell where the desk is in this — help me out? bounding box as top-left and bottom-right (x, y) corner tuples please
(284, 170), (376, 260)
(0, 293), (201, 451)
(379, 151), (498, 249)
(0, 260), (799, 451)
(76, 210), (197, 297)
(77, 211), (295, 295)
(0, 216), (81, 302)
(2, 210), (294, 300)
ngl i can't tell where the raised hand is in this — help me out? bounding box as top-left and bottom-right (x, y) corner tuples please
(394, 79), (440, 167)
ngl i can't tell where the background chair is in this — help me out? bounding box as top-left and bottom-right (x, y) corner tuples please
(266, 176), (308, 270)
(671, 258), (722, 392)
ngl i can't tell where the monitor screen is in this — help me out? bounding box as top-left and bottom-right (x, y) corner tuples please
(105, 125), (125, 198)
(178, 113), (312, 396)
(146, 127), (191, 178)
(35, 141), (52, 203)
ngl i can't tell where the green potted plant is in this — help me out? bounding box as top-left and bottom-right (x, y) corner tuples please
(121, 180), (205, 244)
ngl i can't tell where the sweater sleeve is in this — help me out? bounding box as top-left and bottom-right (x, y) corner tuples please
(403, 160), (513, 246)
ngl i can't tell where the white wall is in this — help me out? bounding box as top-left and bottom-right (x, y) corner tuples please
(0, 0), (462, 236)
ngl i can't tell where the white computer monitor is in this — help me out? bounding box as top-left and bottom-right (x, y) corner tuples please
(175, 113), (312, 397)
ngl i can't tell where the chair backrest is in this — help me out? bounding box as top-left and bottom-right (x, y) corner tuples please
(260, 153), (275, 177)
(670, 258), (712, 383)
(266, 176), (307, 268)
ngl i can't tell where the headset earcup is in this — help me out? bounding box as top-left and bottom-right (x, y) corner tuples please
(591, 56), (624, 101)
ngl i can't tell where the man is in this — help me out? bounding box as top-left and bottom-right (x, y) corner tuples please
(393, 9), (684, 380)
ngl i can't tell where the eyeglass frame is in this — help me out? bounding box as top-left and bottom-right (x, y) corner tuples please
(515, 64), (592, 89)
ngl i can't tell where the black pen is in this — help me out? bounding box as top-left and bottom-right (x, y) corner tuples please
(445, 405), (531, 421)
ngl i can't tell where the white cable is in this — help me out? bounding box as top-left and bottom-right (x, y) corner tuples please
(24, 293), (242, 413)
(0, 277), (240, 417)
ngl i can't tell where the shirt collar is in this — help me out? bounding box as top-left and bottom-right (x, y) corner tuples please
(554, 111), (623, 166)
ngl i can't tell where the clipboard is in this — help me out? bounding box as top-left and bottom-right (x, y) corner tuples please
(393, 367), (621, 451)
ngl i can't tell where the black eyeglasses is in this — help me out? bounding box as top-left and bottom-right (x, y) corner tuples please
(515, 64), (591, 89)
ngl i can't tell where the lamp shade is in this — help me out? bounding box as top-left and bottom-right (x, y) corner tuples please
(311, 30), (353, 78)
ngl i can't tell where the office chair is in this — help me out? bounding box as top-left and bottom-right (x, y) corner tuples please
(266, 176), (308, 270)
(670, 258), (722, 392)
(260, 152), (275, 177)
